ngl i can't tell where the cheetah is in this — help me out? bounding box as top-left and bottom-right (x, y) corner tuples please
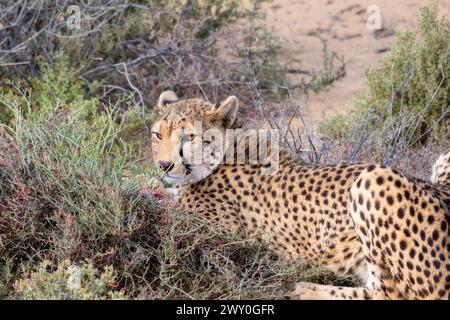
(431, 148), (450, 185)
(151, 91), (449, 299)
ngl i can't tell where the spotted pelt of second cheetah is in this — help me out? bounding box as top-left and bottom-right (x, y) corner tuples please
(431, 148), (450, 185)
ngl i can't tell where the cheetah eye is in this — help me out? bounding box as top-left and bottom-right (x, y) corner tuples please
(185, 134), (196, 142)
(152, 132), (162, 140)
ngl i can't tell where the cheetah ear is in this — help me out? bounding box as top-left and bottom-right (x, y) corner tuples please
(157, 91), (178, 110)
(213, 96), (238, 127)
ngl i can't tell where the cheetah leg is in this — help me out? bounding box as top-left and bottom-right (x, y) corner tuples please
(291, 282), (385, 300)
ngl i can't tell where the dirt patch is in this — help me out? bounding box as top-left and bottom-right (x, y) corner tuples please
(248, 0), (449, 123)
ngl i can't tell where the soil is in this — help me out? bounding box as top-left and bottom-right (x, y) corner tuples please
(248, 0), (449, 123)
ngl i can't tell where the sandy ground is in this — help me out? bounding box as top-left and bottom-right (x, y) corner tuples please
(251, 0), (449, 123)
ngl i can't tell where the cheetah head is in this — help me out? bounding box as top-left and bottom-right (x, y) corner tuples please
(151, 91), (239, 187)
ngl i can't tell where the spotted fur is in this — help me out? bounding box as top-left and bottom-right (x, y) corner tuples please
(152, 92), (450, 299)
(431, 149), (450, 185)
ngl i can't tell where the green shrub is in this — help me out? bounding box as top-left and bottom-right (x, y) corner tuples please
(0, 66), (161, 298)
(320, 4), (449, 150)
(13, 260), (127, 300)
(318, 114), (352, 140)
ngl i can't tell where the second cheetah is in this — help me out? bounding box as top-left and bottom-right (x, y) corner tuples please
(431, 148), (450, 185)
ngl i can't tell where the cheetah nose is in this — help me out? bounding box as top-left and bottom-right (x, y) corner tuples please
(158, 160), (174, 172)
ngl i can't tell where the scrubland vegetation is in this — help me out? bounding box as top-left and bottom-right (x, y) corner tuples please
(318, 5), (449, 166)
(0, 1), (448, 299)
